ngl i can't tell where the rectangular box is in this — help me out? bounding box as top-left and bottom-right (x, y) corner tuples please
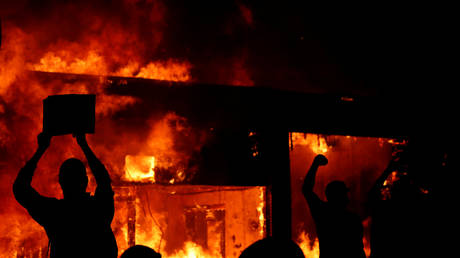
(43, 94), (96, 136)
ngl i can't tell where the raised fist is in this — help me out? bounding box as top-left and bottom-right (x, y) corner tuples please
(313, 154), (328, 166)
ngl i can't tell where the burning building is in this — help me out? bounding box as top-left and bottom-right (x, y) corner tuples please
(0, 1), (451, 258)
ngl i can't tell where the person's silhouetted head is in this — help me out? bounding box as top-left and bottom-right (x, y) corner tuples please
(121, 245), (161, 258)
(325, 180), (349, 208)
(59, 158), (88, 198)
(239, 237), (305, 258)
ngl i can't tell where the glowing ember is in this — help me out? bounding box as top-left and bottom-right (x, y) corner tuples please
(382, 171), (399, 187)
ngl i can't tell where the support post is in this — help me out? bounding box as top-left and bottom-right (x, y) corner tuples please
(260, 130), (292, 240)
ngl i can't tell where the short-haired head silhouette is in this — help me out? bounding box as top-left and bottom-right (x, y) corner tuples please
(59, 158), (88, 198)
(121, 245), (161, 258)
(325, 180), (349, 208)
(13, 133), (119, 257)
(239, 237), (305, 258)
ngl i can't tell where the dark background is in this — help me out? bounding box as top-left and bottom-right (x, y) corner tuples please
(1, 0), (454, 97)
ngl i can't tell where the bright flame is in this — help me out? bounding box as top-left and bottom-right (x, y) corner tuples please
(382, 171), (398, 187)
(1, 3), (256, 256)
(124, 155), (156, 182)
(30, 51), (108, 75)
(135, 60), (191, 82)
(291, 133), (329, 154)
(30, 51), (192, 82)
(296, 231), (319, 258)
(167, 241), (222, 258)
(257, 188), (265, 237)
(118, 112), (204, 184)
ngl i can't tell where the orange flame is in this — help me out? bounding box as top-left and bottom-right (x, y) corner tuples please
(120, 112), (202, 184)
(256, 188), (266, 237)
(30, 51), (108, 75)
(30, 51), (192, 82)
(296, 231), (319, 258)
(167, 241), (222, 258)
(291, 133), (329, 154)
(124, 155), (156, 183)
(135, 60), (192, 82)
(1, 2), (257, 255)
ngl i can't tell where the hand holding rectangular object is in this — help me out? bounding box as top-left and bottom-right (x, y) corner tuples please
(43, 94), (96, 136)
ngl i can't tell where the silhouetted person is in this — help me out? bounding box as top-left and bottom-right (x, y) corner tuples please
(368, 158), (428, 258)
(239, 236), (305, 258)
(121, 245), (161, 258)
(302, 154), (365, 258)
(13, 133), (118, 258)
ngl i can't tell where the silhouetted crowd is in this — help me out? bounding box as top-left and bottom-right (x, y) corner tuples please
(14, 132), (440, 258)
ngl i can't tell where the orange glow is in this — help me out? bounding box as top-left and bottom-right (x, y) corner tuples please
(256, 188), (266, 237)
(167, 241), (222, 258)
(296, 231), (319, 258)
(30, 51), (192, 82)
(124, 155), (156, 183)
(1, 4), (258, 255)
(118, 112), (201, 184)
(112, 186), (265, 258)
(291, 133), (329, 154)
(30, 51), (108, 75)
(135, 60), (192, 82)
(0, 26), (26, 99)
(383, 171), (399, 187)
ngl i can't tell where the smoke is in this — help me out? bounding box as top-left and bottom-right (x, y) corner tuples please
(1, 0), (257, 87)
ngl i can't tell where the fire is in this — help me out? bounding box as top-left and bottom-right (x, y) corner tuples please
(290, 133), (329, 154)
(30, 51), (192, 82)
(1, 2), (258, 256)
(167, 241), (222, 258)
(112, 186), (266, 258)
(296, 231), (319, 258)
(135, 60), (192, 82)
(0, 26), (26, 98)
(30, 50), (108, 75)
(124, 155), (156, 183)
(120, 112), (204, 184)
(256, 188), (265, 237)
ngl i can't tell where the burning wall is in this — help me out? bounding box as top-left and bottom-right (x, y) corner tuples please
(112, 185), (266, 258)
(0, 67), (268, 257)
(1, 39), (266, 256)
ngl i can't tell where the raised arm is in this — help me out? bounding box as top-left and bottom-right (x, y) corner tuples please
(368, 159), (398, 203)
(13, 133), (51, 207)
(302, 154), (328, 198)
(75, 134), (115, 222)
(75, 134), (111, 189)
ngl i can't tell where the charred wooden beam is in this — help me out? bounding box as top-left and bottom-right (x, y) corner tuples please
(25, 70), (423, 139)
